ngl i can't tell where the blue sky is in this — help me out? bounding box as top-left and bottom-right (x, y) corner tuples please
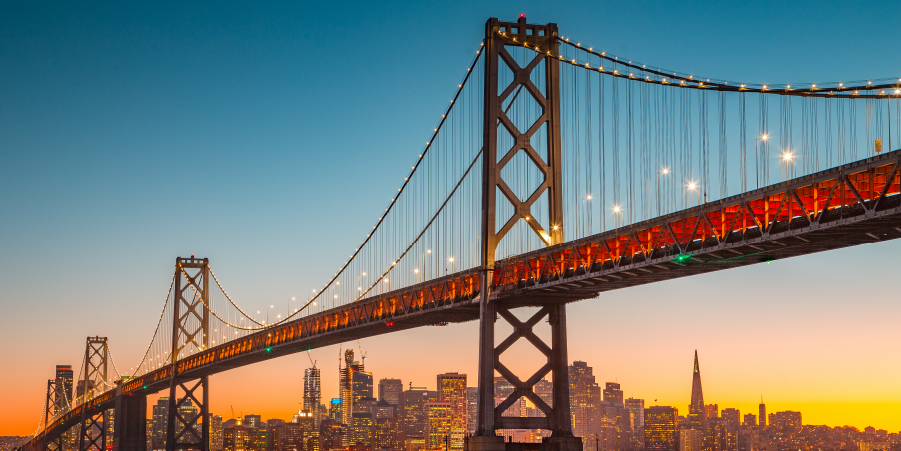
(2, 0), (901, 434)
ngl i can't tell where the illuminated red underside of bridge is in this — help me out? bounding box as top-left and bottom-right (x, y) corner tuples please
(34, 149), (901, 444)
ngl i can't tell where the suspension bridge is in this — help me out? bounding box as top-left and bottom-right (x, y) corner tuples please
(20, 16), (901, 451)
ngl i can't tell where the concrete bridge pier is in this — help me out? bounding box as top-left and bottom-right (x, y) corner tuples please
(111, 389), (146, 451)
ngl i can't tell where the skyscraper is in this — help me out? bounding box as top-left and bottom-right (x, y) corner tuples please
(603, 383), (624, 406)
(679, 429), (703, 451)
(339, 349), (357, 430)
(352, 371), (374, 413)
(210, 414), (224, 451)
(424, 402), (452, 451)
(569, 361), (601, 451)
(329, 399), (343, 423)
(436, 373), (466, 450)
(466, 388), (478, 434)
(379, 379), (403, 406)
(758, 399), (766, 430)
(304, 366), (322, 424)
(54, 365), (74, 411)
(721, 409), (740, 431)
(244, 415), (262, 429)
(399, 386), (430, 450)
(645, 406), (677, 451)
(687, 351), (705, 432)
(152, 397), (170, 450)
(624, 398), (644, 430)
(742, 414), (756, 428)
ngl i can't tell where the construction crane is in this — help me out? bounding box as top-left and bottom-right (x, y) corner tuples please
(230, 405), (236, 421)
(306, 349), (316, 367)
(356, 340), (367, 366)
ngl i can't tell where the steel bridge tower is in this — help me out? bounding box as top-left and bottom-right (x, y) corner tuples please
(78, 336), (109, 451)
(165, 257), (211, 451)
(472, 16), (582, 451)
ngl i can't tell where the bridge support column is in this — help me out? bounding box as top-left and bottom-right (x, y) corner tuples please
(472, 15), (579, 451)
(165, 257), (210, 451)
(112, 391), (146, 451)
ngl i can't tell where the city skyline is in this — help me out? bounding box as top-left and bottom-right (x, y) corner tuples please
(3, 0), (901, 442)
(9, 348), (900, 451)
(130, 350), (900, 434)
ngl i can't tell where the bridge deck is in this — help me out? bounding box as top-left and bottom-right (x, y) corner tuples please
(31, 149), (901, 447)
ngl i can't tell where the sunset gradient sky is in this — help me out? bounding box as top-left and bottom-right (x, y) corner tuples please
(2, 0), (900, 437)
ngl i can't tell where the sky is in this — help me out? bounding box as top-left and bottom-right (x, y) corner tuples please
(2, 0), (901, 437)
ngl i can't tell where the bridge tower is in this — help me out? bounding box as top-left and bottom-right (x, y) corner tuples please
(42, 380), (63, 451)
(165, 257), (211, 451)
(78, 336), (109, 451)
(473, 16), (581, 451)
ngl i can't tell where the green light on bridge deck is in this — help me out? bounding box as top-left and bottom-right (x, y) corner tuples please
(675, 254), (689, 263)
(266, 347), (272, 353)
(143, 386), (147, 390)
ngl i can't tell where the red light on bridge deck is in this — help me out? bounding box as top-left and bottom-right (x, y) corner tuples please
(519, 13), (525, 18)
(386, 322), (394, 327)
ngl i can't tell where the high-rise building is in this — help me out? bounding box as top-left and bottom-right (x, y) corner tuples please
(348, 413), (373, 447)
(436, 373), (466, 450)
(603, 383), (624, 407)
(340, 350), (357, 429)
(244, 415), (263, 429)
(318, 419), (344, 451)
(625, 398), (644, 430)
(146, 419), (154, 451)
(758, 400), (766, 430)
(75, 379), (96, 401)
(329, 399), (343, 423)
(399, 386), (430, 449)
(424, 402), (452, 451)
(152, 397), (170, 450)
(305, 367), (322, 425)
(178, 400), (199, 444)
(721, 409), (740, 431)
(211, 414), (224, 451)
(224, 421), (251, 451)
(569, 361), (602, 451)
(355, 397), (378, 416)
(466, 388), (478, 434)
(54, 365), (74, 411)
(104, 409), (115, 443)
(680, 429), (703, 451)
(742, 414), (756, 428)
(274, 423), (304, 451)
(353, 371), (374, 407)
(597, 399), (631, 451)
(625, 397), (645, 449)
(372, 416), (401, 451)
(737, 429), (758, 451)
(769, 411), (802, 437)
(644, 406), (677, 451)
(705, 405), (719, 421)
(687, 351), (705, 432)
(372, 400), (395, 420)
(248, 427), (269, 451)
(379, 379), (403, 406)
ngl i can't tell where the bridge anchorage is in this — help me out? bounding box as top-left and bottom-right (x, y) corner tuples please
(19, 14), (901, 451)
